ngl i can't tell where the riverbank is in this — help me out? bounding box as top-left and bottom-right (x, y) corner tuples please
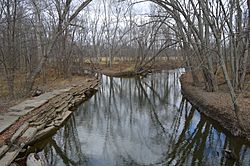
(0, 72), (97, 113)
(180, 72), (250, 141)
(0, 76), (99, 165)
(93, 59), (183, 77)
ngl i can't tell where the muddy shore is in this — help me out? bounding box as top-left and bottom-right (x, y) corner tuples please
(180, 72), (250, 141)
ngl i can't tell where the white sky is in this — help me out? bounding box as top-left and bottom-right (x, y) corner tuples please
(83, 0), (154, 28)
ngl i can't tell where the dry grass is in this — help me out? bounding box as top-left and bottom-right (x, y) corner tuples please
(0, 59), (183, 110)
(94, 59), (184, 75)
(0, 68), (94, 112)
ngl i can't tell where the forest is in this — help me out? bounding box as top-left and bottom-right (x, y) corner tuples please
(0, 0), (249, 108)
(1, 0), (250, 165)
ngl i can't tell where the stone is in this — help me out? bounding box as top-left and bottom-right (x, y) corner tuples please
(0, 115), (19, 134)
(61, 111), (72, 122)
(68, 104), (73, 109)
(55, 116), (63, 121)
(8, 99), (48, 116)
(35, 123), (46, 131)
(81, 94), (86, 98)
(0, 129), (36, 165)
(10, 122), (29, 143)
(34, 126), (57, 141)
(0, 149), (21, 166)
(0, 145), (9, 158)
(34, 92), (56, 101)
(45, 122), (55, 127)
(29, 121), (43, 127)
(52, 88), (71, 95)
(55, 104), (68, 113)
(21, 127), (37, 143)
(0, 80), (99, 165)
(53, 122), (61, 127)
(54, 102), (68, 110)
(7, 108), (33, 117)
(54, 111), (72, 127)
(26, 153), (48, 166)
(31, 89), (44, 97)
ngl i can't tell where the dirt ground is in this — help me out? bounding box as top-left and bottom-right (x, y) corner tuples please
(180, 72), (250, 140)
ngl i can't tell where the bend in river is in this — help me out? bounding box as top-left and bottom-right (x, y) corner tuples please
(33, 68), (250, 166)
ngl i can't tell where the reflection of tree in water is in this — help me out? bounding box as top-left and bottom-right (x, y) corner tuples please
(42, 69), (250, 166)
(155, 101), (250, 166)
(43, 115), (88, 166)
(91, 70), (186, 164)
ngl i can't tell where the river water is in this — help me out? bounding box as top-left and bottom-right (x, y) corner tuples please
(38, 68), (250, 166)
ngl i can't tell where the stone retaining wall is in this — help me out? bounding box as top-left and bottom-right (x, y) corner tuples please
(0, 78), (99, 166)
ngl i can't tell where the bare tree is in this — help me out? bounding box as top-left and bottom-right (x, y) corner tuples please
(25, 0), (92, 93)
(148, 0), (249, 126)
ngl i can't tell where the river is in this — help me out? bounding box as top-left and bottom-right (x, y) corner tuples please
(35, 68), (250, 166)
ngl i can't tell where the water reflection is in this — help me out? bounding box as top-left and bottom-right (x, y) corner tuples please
(42, 116), (88, 165)
(41, 69), (250, 166)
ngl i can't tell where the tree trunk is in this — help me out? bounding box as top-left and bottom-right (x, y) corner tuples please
(239, 0), (250, 89)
